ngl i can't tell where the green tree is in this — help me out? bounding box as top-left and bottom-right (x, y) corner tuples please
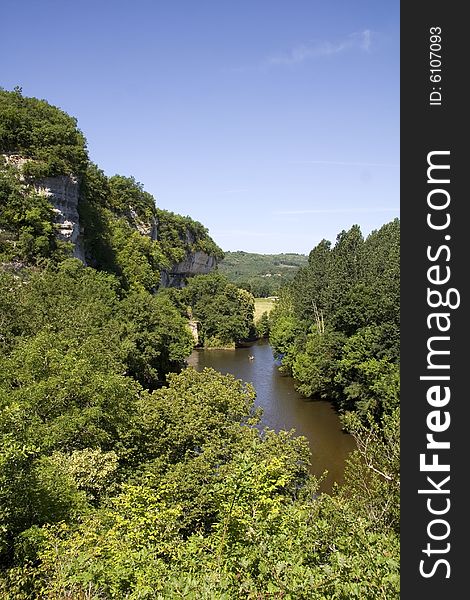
(0, 89), (88, 177)
(256, 311), (270, 338)
(181, 273), (255, 346)
(292, 328), (346, 399)
(108, 174), (156, 221)
(0, 161), (71, 263)
(341, 408), (400, 532)
(335, 324), (400, 416)
(117, 290), (194, 387)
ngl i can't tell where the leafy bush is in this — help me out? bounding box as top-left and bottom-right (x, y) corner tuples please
(180, 273), (255, 346)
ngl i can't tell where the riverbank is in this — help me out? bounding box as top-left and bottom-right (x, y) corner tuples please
(190, 298), (272, 349)
(187, 339), (355, 492)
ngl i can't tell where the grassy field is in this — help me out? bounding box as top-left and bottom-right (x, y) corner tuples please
(254, 297), (276, 322)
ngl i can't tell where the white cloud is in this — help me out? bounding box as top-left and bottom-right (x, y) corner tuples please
(229, 30), (374, 73)
(359, 29), (372, 51)
(267, 30), (372, 66)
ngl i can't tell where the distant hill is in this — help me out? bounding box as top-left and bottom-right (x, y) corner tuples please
(218, 251), (308, 297)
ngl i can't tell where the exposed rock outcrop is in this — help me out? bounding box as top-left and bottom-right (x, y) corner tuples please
(161, 250), (218, 288)
(2, 154), (85, 262)
(3, 154), (220, 284)
(187, 320), (199, 344)
(35, 175), (85, 262)
(127, 208), (158, 241)
(3, 154), (29, 170)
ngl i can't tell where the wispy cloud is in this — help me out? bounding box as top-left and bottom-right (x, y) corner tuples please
(267, 30), (372, 67)
(274, 207), (398, 216)
(229, 30), (373, 73)
(361, 29), (372, 51)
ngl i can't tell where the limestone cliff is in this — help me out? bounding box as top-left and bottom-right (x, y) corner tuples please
(1, 91), (221, 285)
(160, 250), (218, 287)
(35, 174), (85, 262)
(2, 154), (221, 287)
(156, 209), (223, 288)
(39, 178), (221, 287)
(3, 154), (85, 262)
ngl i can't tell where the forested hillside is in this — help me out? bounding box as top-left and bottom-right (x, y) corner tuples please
(0, 89), (399, 598)
(0, 89), (223, 288)
(219, 251), (307, 297)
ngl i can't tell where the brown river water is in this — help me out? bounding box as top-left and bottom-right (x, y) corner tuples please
(187, 339), (355, 493)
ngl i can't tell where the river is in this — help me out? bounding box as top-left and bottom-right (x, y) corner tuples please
(187, 339), (355, 493)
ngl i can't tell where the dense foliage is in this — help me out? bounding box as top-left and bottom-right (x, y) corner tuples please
(0, 89), (88, 177)
(0, 225), (400, 598)
(178, 273), (256, 347)
(78, 165), (165, 291)
(219, 251), (307, 297)
(270, 220), (400, 419)
(1, 91), (399, 597)
(0, 260), (399, 597)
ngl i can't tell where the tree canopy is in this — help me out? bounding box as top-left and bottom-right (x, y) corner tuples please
(179, 273), (256, 347)
(270, 219), (400, 418)
(0, 89), (88, 177)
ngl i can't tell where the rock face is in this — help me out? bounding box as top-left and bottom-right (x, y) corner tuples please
(187, 320), (199, 345)
(161, 250), (218, 288)
(3, 154), (219, 284)
(3, 154), (85, 263)
(3, 154), (29, 170)
(128, 209), (158, 241)
(35, 175), (85, 262)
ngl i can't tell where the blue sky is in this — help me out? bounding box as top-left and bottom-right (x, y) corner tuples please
(1, 0), (399, 254)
